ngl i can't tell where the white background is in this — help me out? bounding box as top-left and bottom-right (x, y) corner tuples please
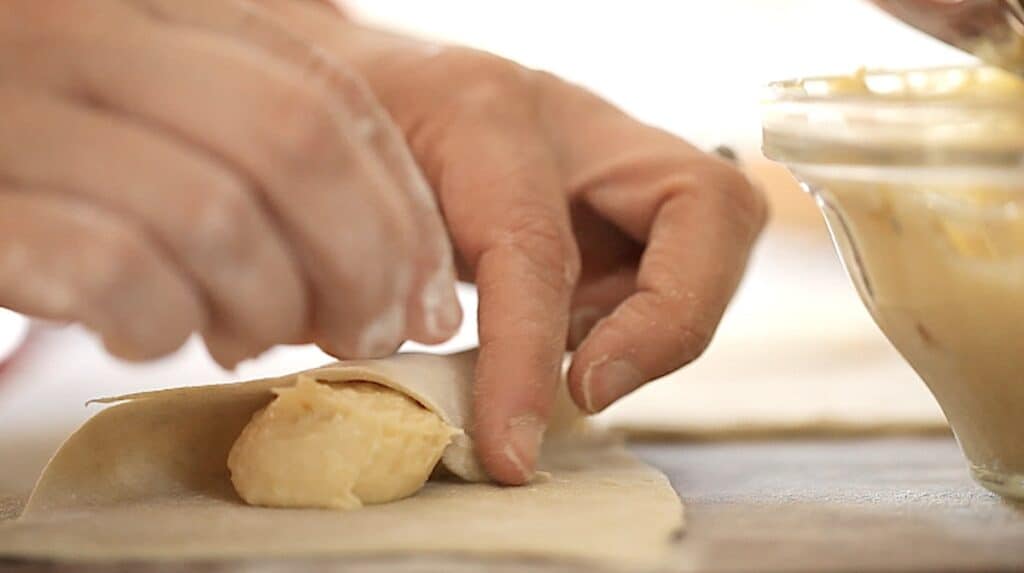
(348, 0), (969, 153)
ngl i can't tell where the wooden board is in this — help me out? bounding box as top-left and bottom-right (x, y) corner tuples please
(2, 437), (1022, 572)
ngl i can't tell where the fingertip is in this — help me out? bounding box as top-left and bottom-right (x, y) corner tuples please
(100, 335), (157, 363)
(567, 359), (595, 414)
(92, 296), (200, 364)
(426, 286), (463, 340)
(411, 288), (463, 345)
(567, 306), (603, 350)
(568, 312), (651, 413)
(405, 257), (463, 344)
(470, 339), (561, 485)
(356, 302), (407, 357)
(204, 329), (267, 371)
(476, 413), (546, 485)
(315, 301), (407, 359)
(497, 445), (534, 486)
(100, 330), (189, 363)
(571, 355), (645, 414)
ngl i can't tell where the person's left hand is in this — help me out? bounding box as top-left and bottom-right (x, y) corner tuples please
(144, 0), (767, 484)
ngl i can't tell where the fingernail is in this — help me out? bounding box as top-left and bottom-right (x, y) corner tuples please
(438, 287), (463, 332)
(505, 414), (546, 482)
(211, 344), (254, 371)
(101, 335), (149, 363)
(581, 359), (645, 413)
(204, 332), (257, 370)
(423, 286), (461, 340)
(421, 263), (462, 339)
(568, 307), (603, 348)
(356, 303), (405, 357)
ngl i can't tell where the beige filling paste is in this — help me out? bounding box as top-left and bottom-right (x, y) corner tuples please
(228, 379), (457, 510)
(0, 351), (683, 569)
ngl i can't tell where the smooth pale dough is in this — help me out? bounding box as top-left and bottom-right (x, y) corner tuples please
(0, 351), (683, 569)
(597, 301), (949, 441)
(228, 379), (457, 510)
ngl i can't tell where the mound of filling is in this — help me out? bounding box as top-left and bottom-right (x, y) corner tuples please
(228, 377), (456, 510)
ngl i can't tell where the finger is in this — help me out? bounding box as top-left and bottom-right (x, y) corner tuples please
(534, 75), (767, 412)
(0, 84), (307, 368)
(315, 0), (349, 17)
(566, 202), (641, 349)
(567, 267), (635, 350)
(570, 165), (763, 412)
(130, 0), (460, 345)
(213, 0), (464, 343)
(436, 104), (579, 484)
(0, 191), (205, 360)
(2, 0), (417, 357)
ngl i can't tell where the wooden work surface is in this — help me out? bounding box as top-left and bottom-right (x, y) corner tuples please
(2, 436), (1023, 573)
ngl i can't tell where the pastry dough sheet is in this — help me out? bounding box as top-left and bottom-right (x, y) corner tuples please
(0, 446), (679, 568)
(0, 352), (683, 569)
(598, 304), (949, 441)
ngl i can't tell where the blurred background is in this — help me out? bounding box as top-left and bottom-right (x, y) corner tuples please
(0, 0), (968, 486)
(349, 0), (970, 156)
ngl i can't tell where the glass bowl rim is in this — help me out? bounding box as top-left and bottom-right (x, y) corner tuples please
(764, 65), (1024, 111)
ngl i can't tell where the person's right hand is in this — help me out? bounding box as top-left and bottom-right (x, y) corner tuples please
(0, 0), (461, 366)
(250, 2), (767, 485)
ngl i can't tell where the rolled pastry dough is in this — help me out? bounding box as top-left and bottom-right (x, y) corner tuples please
(0, 351), (683, 569)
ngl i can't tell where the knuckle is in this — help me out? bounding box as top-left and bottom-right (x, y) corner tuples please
(705, 159), (770, 235)
(184, 175), (260, 265)
(440, 48), (536, 120)
(502, 212), (580, 292)
(623, 292), (715, 366)
(265, 83), (344, 171)
(80, 226), (150, 301)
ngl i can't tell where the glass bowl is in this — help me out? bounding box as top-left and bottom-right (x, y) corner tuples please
(762, 66), (1024, 501)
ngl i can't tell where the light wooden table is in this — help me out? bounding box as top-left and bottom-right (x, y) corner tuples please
(3, 437), (1023, 573)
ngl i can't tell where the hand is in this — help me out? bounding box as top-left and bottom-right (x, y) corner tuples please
(0, 0), (461, 366)
(252, 1), (767, 484)
(870, 0), (1010, 41)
